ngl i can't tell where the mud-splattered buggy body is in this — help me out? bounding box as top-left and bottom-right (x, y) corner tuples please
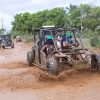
(27, 27), (100, 75)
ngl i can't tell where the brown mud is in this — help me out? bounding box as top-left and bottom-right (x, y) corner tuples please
(0, 42), (100, 100)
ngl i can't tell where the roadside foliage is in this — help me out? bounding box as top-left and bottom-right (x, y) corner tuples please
(11, 4), (100, 47)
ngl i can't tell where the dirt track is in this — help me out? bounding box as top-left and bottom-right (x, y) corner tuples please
(0, 42), (100, 100)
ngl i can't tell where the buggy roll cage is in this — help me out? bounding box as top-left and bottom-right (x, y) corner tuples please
(0, 34), (12, 39)
(33, 27), (79, 39)
(33, 27), (80, 47)
(34, 27), (79, 32)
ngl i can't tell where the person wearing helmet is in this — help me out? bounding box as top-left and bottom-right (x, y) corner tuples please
(61, 31), (74, 48)
(46, 35), (54, 45)
(65, 31), (74, 44)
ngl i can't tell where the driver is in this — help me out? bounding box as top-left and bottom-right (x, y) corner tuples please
(41, 34), (54, 58)
(45, 35), (54, 45)
(65, 31), (74, 45)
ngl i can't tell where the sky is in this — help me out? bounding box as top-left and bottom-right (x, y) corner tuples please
(0, 0), (100, 31)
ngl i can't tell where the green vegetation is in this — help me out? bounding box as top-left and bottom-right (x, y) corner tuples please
(12, 8), (65, 35)
(0, 28), (6, 34)
(90, 36), (100, 48)
(11, 4), (100, 47)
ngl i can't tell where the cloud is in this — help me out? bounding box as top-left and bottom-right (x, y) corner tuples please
(0, 0), (99, 31)
(0, 12), (14, 31)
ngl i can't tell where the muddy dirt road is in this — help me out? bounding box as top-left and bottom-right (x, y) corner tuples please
(0, 42), (100, 100)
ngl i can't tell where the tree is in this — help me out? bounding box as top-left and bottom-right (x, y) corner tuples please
(11, 4), (100, 36)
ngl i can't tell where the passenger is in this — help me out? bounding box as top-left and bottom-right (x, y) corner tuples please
(56, 35), (62, 50)
(66, 31), (79, 47)
(61, 31), (74, 47)
(65, 31), (74, 45)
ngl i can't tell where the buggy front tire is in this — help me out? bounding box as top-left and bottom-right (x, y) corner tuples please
(91, 54), (100, 70)
(47, 57), (59, 75)
(27, 51), (35, 66)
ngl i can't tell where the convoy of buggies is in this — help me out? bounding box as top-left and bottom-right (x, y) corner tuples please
(0, 27), (99, 76)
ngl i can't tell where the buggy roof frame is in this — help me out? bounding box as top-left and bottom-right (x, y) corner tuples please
(0, 34), (11, 36)
(34, 27), (79, 33)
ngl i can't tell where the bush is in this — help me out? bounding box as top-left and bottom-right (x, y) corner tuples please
(22, 35), (34, 43)
(82, 28), (94, 37)
(95, 26), (100, 35)
(10, 31), (27, 38)
(90, 36), (100, 48)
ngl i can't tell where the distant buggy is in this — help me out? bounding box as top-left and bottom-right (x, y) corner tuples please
(0, 34), (14, 49)
(16, 35), (22, 43)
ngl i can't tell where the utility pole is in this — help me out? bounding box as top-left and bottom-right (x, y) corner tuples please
(80, 16), (83, 32)
(1, 18), (3, 29)
(80, 9), (91, 66)
(80, 10), (84, 33)
(64, 7), (69, 27)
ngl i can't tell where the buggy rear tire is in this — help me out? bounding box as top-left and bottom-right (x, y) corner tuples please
(47, 57), (59, 75)
(27, 51), (35, 66)
(91, 54), (100, 70)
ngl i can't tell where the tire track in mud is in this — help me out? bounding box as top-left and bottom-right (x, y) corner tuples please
(0, 43), (100, 100)
(0, 62), (99, 92)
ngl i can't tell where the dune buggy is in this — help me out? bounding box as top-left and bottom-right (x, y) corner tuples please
(0, 34), (14, 49)
(27, 27), (100, 75)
